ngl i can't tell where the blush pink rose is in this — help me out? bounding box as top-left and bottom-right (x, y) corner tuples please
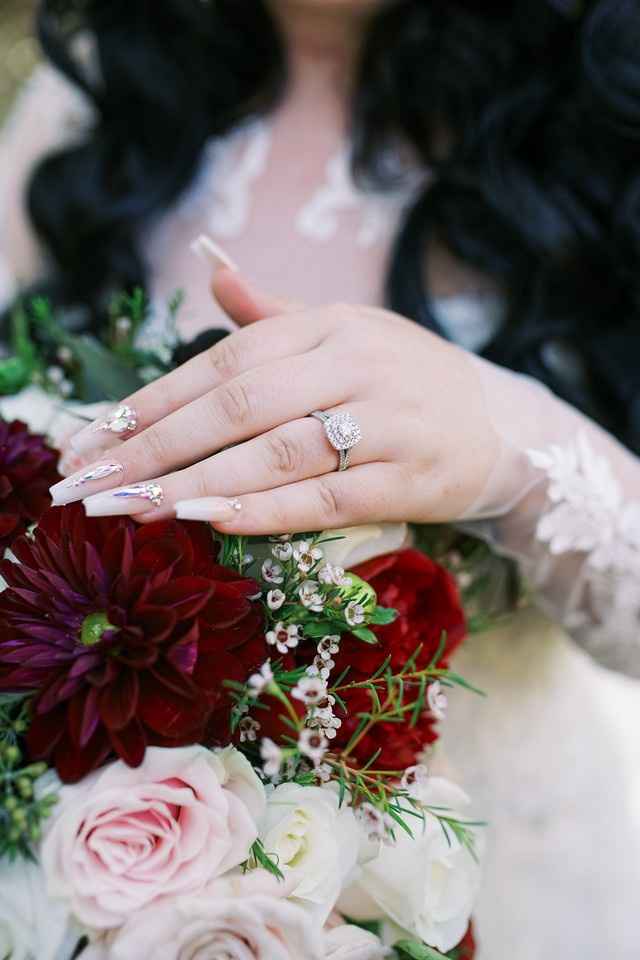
(40, 746), (265, 930)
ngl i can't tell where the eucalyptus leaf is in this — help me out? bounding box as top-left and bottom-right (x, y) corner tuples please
(351, 626), (379, 645)
(72, 336), (146, 402)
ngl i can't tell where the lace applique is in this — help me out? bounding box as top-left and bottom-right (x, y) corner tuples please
(528, 432), (640, 641)
(296, 147), (420, 248)
(177, 121), (272, 237)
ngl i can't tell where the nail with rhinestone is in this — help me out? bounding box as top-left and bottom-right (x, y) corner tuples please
(83, 482), (164, 517)
(50, 461), (125, 506)
(70, 405), (139, 456)
(175, 497), (242, 522)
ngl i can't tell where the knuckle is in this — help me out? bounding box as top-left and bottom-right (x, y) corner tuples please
(263, 431), (304, 476)
(316, 478), (342, 523)
(208, 337), (241, 381)
(215, 379), (254, 428)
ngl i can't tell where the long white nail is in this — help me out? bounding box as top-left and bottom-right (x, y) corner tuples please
(83, 482), (164, 517)
(70, 404), (138, 457)
(175, 497), (242, 522)
(50, 461), (124, 506)
(190, 234), (239, 273)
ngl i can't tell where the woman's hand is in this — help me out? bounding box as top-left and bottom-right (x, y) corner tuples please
(51, 263), (501, 534)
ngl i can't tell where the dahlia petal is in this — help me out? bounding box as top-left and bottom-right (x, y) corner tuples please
(109, 718), (146, 768)
(146, 577), (214, 619)
(132, 607), (178, 644)
(137, 675), (208, 738)
(149, 658), (199, 699)
(26, 705), (66, 759)
(103, 524), (134, 583)
(0, 515), (19, 538)
(166, 622), (200, 674)
(98, 670), (139, 731)
(68, 687), (101, 748)
(38, 672), (84, 713)
(54, 729), (112, 784)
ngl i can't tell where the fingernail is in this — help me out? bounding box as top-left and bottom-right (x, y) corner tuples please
(70, 405), (138, 456)
(190, 234), (239, 273)
(57, 450), (87, 478)
(83, 482), (164, 517)
(50, 461), (125, 506)
(175, 497), (242, 522)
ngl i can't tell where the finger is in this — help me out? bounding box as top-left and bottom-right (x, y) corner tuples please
(78, 404), (390, 518)
(182, 463), (409, 535)
(193, 234), (301, 325)
(55, 344), (351, 506)
(68, 308), (329, 459)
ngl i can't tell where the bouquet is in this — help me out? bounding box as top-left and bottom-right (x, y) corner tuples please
(0, 294), (515, 959)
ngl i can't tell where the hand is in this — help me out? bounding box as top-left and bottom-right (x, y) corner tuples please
(52, 256), (500, 533)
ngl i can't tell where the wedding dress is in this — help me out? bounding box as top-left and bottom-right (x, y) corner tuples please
(1, 63), (640, 960)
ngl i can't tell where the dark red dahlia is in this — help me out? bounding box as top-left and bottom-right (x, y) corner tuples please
(332, 549), (466, 769)
(0, 504), (266, 782)
(0, 419), (60, 550)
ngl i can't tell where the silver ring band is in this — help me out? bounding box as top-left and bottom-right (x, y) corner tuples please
(310, 410), (363, 472)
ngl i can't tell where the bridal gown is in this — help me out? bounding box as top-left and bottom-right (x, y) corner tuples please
(2, 64), (640, 960)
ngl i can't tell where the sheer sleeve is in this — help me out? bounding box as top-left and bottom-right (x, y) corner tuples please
(0, 63), (93, 311)
(459, 356), (640, 677)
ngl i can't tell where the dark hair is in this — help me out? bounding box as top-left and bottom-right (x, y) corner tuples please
(22, 0), (640, 451)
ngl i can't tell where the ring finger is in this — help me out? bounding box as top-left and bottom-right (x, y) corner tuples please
(78, 404), (397, 519)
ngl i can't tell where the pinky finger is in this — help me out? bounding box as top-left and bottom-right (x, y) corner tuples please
(175, 463), (410, 535)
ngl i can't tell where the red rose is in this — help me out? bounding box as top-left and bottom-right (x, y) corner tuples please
(332, 549), (466, 769)
(0, 419), (60, 550)
(0, 504), (266, 782)
(449, 923), (476, 959)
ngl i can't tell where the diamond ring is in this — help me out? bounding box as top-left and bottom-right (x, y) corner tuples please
(310, 410), (363, 471)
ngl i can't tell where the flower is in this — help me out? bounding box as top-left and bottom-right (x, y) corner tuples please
(345, 601), (366, 627)
(82, 878), (321, 960)
(262, 558), (285, 584)
(239, 716), (261, 742)
(324, 923), (390, 959)
(400, 764), (429, 797)
(427, 681), (448, 721)
(292, 676), (329, 705)
(260, 737), (283, 778)
(0, 859), (72, 960)
(260, 783), (359, 924)
(299, 580), (325, 611)
(267, 588), (286, 610)
(298, 728), (329, 766)
(40, 745), (266, 930)
(332, 550), (466, 769)
(0, 419), (60, 551)
(318, 635), (340, 660)
(266, 621), (301, 654)
(318, 562), (351, 587)
(0, 504), (266, 782)
(340, 778), (480, 954)
(248, 661), (274, 697)
(293, 540), (323, 574)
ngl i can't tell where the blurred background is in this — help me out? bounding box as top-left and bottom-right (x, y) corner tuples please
(1, 0), (39, 122)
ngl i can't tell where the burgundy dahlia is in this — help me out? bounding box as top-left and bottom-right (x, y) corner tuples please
(0, 419), (60, 550)
(0, 504), (266, 782)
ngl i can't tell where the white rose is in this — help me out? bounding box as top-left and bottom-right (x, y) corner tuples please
(82, 876), (322, 960)
(321, 525), (409, 569)
(260, 783), (359, 924)
(339, 779), (481, 954)
(324, 924), (390, 959)
(0, 859), (72, 960)
(0, 386), (108, 448)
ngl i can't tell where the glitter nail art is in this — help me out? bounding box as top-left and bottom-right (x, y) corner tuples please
(112, 482), (164, 507)
(66, 462), (124, 489)
(95, 405), (138, 438)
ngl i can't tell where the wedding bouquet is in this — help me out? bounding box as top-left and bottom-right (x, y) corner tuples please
(0, 416), (485, 960)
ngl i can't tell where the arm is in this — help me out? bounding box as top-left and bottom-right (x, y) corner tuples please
(0, 63), (93, 310)
(461, 357), (640, 676)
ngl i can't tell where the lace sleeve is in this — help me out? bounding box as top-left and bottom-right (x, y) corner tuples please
(459, 357), (640, 677)
(0, 63), (93, 311)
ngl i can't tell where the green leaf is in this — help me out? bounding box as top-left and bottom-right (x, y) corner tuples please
(351, 626), (379, 645)
(246, 839), (284, 881)
(370, 606), (397, 625)
(72, 336), (145, 402)
(394, 940), (450, 960)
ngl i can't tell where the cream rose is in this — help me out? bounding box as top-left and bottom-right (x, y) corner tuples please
(0, 860), (72, 960)
(324, 924), (390, 959)
(320, 525), (409, 569)
(339, 778), (481, 954)
(260, 783), (359, 924)
(82, 877), (322, 960)
(41, 745), (265, 930)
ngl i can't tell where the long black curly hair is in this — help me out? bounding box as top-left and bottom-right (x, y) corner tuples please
(20, 0), (640, 451)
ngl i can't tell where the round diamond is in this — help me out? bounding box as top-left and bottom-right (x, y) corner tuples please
(325, 413), (362, 451)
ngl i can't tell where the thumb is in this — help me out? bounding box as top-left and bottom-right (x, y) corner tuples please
(192, 235), (301, 327)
